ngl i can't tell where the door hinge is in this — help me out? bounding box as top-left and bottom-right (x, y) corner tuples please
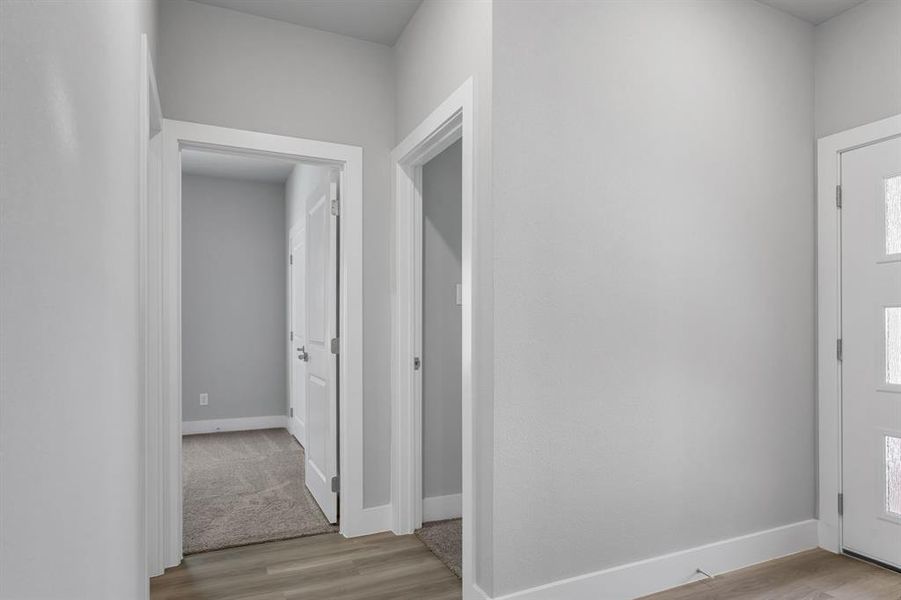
(330, 337), (339, 354)
(330, 180), (340, 216)
(838, 493), (844, 516)
(290, 253), (293, 265)
(290, 407), (294, 418)
(413, 356), (421, 370)
(331, 475), (340, 493)
(836, 185), (842, 208)
(290, 330), (294, 341)
(837, 338), (843, 361)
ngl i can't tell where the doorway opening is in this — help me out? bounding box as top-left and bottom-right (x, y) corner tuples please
(146, 120), (364, 574)
(390, 78), (477, 592)
(413, 139), (464, 576)
(178, 147), (339, 554)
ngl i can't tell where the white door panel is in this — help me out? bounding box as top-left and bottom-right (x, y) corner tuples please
(289, 229), (306, 446)
(842, 135), (901, 568)
(304, 173), (339, 524)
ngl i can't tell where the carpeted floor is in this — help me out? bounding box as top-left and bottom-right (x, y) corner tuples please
(415, 518), (462, 578)
(182, 428), (336, 554)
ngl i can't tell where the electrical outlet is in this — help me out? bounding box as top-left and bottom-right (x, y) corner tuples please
(199, 393), (209, 406)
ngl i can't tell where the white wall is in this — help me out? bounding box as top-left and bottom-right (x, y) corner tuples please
(422, 140), (463, 504)
(814, 0), (901, 137)
(0, 1), (157, 598)
(394, 0), (495, 590)
(181, 174), (287, 423)
(491, 0), (815, 594)
(159, 0), (394, 507)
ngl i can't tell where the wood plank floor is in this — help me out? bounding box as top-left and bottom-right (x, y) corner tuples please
(641, 549), (901, 600)
(150, 532), (461, 600)
(152, 535), (901, 600)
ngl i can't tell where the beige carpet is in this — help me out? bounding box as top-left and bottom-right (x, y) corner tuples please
(415, 518), (462, 578)
(182, 428), (336, 554)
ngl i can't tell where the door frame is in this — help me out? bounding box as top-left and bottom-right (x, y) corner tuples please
(150, 119), (365, 572)
(816, 113), (901, 554)
(390, 79), (476, 588)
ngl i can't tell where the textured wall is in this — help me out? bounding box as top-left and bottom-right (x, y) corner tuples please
(491, 0), (815, 594)
(814, 0), (901, 137)
(181, 174), (287, 422)
(0, 1), (158, 597)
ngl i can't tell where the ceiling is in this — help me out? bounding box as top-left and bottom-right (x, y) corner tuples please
(191, 0), (422, 46)
(756, 0), (866, 24)
(181, 148), (297, 184)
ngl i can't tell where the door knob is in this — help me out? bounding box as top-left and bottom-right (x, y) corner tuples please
(297, 346), (309, 362)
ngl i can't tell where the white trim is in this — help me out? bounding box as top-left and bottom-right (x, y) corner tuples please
(139, 33), (164, 583)
(423, 493), (462, 522)
(488, 520), (818, 600)
(816, 114), (901, 554)
(154, 119), (367, 572)
(390, 79), (477, 597)
(181, 416), (289, 435)
(342, 504), (393, 538)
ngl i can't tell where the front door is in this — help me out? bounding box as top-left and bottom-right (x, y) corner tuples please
(841, 135), (901, 568)
(304, 171), (339, 524)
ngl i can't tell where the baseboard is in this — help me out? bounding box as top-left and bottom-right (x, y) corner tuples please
(341, 503), (393, 538)
(423, 493), (462, 522)
(817, 519), (840, 553)
(181, 415), (289, 435)
(491, 519), (818, 599)
(467, 583), (492, 600)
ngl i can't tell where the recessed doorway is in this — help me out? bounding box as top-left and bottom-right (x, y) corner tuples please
(145, 120), (365, 574)
(178, 148), (339, 553)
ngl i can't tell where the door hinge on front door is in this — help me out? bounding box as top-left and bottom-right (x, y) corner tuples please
(837, 338), (843, 361)
(836, 185), (842, 208)
(838, 493), (844, 516)
(331, 475), (340, 493)
(290, 407), (294, 418)
(290, 253), (293, 265)
(330, 337), (339, 354)
(290, 330), (294, 341)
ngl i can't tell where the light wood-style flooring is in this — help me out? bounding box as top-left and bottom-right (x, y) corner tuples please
(151, 534), (901, 600)
(641, 548), (901, 600)
(150, 532), (461, 600)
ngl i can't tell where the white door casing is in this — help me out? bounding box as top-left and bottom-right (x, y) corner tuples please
(155, 119), (367, 574)
(289, 226), (307, 447)
(841, 135), (901, 568)
(304, 173), (339, 524)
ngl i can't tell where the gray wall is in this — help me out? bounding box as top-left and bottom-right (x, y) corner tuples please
(491, 0), (815, 594)
(394, 1), (495, 590)
(159, 0), (394, 507)
(814, 0), (901, 137)
(0, 0), (157, 597)
(182, 174), (287, 422)
(422, 140), (463, 501)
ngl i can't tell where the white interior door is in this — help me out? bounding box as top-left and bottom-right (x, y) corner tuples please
(841, 135), (901, 568)
(304, 172), (339, 524)
(289, 227), (307, 447)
